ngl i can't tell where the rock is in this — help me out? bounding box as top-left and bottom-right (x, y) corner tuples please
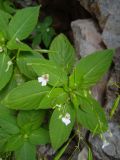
(71, 19), (103, 57)
(105, 48), (120, 122)
(78, 0), (109, 28)
(102, 14), (120, 48)
(37, 144), (55, 159)
(113, 48), (120, 82)
(79, 0), (120, 28)
(15, 0), (37, 7)
(78, 147), (88, 160)
(78, 0), (120, 48)
(89, 122), (120, 160)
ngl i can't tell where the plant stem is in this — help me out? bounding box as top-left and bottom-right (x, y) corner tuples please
(34, 49), (56, 54)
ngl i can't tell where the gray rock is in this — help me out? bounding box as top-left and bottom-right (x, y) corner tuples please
(78, 147), (88, 160)
(71, 19), (103, 57)
(89, 122), (120, 160)
(37, 144), (55, 159)
(79, 0), (120, 27)
(78, 0), (120, 48)
(102, 14), (120, 48)
(15, 0), (37, 7)
(78, 0), (110, 28)
(105, 48), (120, 122)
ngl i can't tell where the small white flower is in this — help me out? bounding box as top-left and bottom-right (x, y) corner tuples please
(62, 113), (71, 126)
(102, 139), (110, 149)
(5, 60), (12, 72)
(66, 113), (71, 119)
(38, 74), (49, 86)
(0, 46), (3, 52)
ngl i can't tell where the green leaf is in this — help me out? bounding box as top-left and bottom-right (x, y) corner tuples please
(0, 67), (24, 100)
(14, 67), (26, 86)
(49, 104), (75, 150)
(0, 0), (4, 10)
(8, 6), (40, 41)
(32, 33), (42, 48)
(77, 97), (108, 134)
(42, 27), (55, 48)
(49, 33), (75, 73)
(17, 51), (42, 79)
(29, 128), (50, 145)
(34, 16), (55, 48)
(0, 104), (20, 134)
(0, 52), (13, 91)
(3, 80), (51, 110)
(3, 0), (16, 14)
(44, 16), (53, 27)
(7, 40), (32, 51)
(17, 110), (45, 132)
(30, 58), (67, 86)
(70, 49), (114, 89)
(5, 134), (23, 151)
(0, 73), (17, 100)
(0, 9), (10, 39)
(39, 88), (68, 109)
(0, 128), (10, 152)
(15, 142), (36, 160)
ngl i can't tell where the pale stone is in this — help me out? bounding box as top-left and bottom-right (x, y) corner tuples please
(78, 0), (120, 48)
(78, 147), (88, 160)
(71, 19), (103, 57)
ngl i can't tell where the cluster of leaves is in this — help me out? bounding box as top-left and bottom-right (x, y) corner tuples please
(0, 0), (16, 14)
(0, 5), (114, 160)
(32, 16), (56, 48)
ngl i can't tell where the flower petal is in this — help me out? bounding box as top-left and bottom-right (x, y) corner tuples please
(38, 77), (43, 83)
(62, 117), (71, 126)
(41, 80), (47, 86)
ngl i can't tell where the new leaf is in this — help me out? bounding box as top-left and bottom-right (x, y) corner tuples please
(77, 97), (108, 134)
(70, 49), (114, 89)
(49, 34), (75, 74)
